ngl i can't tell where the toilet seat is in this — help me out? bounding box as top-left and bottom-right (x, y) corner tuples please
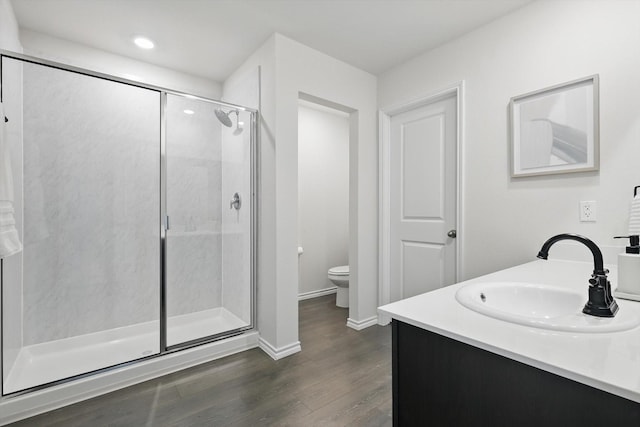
(328, 265), (349, 276)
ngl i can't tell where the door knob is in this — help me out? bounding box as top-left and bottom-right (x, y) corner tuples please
(447, 229), (457, 238)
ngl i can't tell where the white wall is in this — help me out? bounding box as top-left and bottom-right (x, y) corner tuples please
(19, 30), (222, 99)
(298, 101), (349, 296)
(0, 0), (20, 50)
(223, 36), (285, 355)
(278, 35), (378, 332)
(225, 33), (378, 357)
(378, 0), (640, 280)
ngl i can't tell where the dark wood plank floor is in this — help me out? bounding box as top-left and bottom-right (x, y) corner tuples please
(11, 295), (392, 426)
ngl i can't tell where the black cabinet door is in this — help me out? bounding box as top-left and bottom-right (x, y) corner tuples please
(393, 320), (640, 427)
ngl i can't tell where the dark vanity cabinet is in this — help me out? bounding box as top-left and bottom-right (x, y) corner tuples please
(392, 320), (640, 426)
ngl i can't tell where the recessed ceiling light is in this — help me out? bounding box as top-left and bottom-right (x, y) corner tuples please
(133, 37), (155, 49)
(183, 109), (195, 115)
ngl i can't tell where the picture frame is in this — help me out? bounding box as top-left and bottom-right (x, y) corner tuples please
(510, 75), (599, 177)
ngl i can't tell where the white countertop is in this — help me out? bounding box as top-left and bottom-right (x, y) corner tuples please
(378, 259), (640, 403)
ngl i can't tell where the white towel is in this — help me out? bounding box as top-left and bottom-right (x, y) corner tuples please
(0, 101), (22, 258)
(630, 195), (640, 236)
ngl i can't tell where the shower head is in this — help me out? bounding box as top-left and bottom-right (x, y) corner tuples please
(215, 108), (233, 127)
(215, 108), (243, 135)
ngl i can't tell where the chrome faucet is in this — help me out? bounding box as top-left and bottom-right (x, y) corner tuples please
(537, 233), (618, 317)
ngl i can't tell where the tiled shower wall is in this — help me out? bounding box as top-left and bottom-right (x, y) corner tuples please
(220, 112), (252, 324)
(166, 94), (223, 317)
(221, 68), (258, 325)
(20, 62), (161, 345)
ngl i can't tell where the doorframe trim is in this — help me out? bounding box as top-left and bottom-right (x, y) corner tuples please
(378, 82), (465, 323)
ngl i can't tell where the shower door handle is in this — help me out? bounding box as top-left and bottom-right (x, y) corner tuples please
(230, 192), (242, 210)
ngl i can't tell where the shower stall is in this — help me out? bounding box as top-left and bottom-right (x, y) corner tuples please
(0, 52), (257, 396)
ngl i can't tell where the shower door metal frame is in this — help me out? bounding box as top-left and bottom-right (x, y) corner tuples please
(161, 92), (259, 353)
(0, 50), (259, 396)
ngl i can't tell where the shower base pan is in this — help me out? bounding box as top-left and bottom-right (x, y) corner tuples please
(3, 307), (248, 394)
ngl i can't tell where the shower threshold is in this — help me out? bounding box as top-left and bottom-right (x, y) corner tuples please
(3, 307), (248, 394)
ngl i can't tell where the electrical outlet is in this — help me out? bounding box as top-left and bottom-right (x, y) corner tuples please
(580, 200), (597, 222)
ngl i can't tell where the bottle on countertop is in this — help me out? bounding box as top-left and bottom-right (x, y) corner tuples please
(614, 235), (640, 299)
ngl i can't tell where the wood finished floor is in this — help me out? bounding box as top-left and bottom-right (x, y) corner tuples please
(11, 295), (392, 426)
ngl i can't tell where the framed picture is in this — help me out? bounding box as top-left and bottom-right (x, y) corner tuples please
(510, 75), (599, 177)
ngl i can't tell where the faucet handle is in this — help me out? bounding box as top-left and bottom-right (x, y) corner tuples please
(591, 269), (609, 278)
(589, 270), (610, 286)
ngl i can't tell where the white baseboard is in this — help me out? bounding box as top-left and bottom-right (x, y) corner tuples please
(346, 316), (378, 331)
(258, 337), (302, 360)
(298, 286), (337, 301)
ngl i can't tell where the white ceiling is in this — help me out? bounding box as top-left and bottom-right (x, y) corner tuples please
(11, 0), (533, 82)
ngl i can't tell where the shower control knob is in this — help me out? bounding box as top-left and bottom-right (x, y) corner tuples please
(447, 229), (457, 238)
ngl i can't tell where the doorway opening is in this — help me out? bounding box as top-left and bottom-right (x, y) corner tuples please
(297, 96), (352, 321)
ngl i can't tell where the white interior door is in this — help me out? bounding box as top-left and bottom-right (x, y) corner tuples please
(389, 94), (457, 301)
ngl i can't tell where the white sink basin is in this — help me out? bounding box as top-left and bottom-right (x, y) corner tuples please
(455, 282), (640, 333)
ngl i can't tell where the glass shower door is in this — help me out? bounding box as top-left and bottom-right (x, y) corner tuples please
(1, 57), (161, 394)
(165, 94), (253, 348)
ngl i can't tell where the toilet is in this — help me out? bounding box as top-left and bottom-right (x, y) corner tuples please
(328, 265), (349, 308)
